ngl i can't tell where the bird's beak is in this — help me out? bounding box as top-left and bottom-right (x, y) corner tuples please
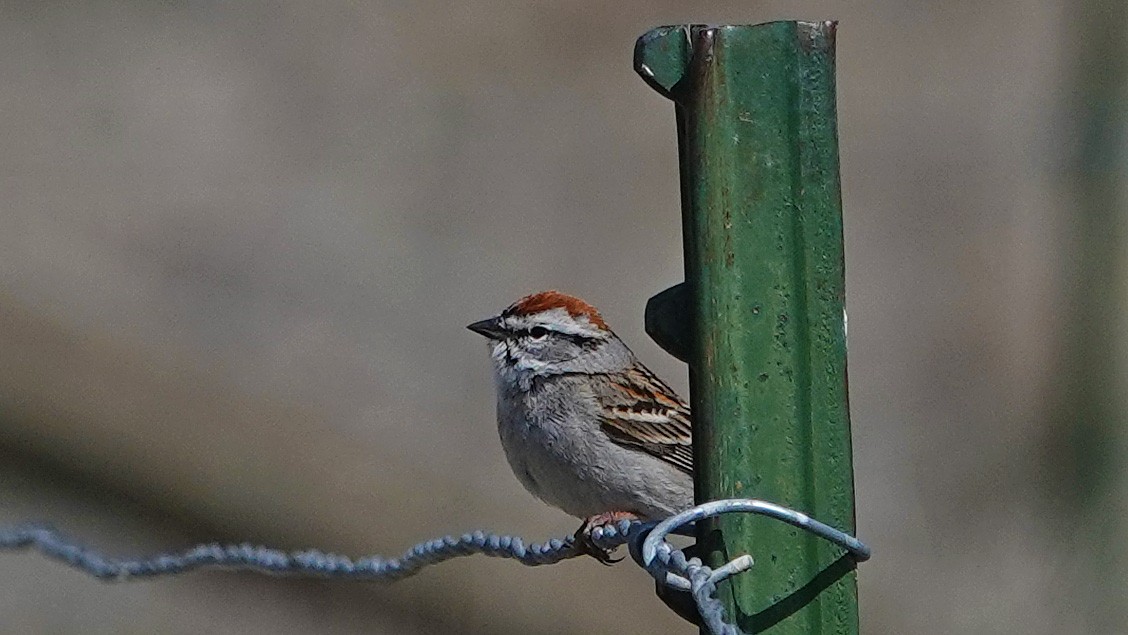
(467, 316), (506, 340)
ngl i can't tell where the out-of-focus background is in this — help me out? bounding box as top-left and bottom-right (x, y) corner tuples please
(1, 1), (1125, 633)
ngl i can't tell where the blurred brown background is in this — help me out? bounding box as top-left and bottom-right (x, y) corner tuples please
(1, 1), (1124, 633)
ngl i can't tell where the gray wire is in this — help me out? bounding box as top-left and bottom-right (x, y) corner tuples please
(0, 499), (869, 635)
(0, 522), (635, 581)
(638, 499), (870, 635)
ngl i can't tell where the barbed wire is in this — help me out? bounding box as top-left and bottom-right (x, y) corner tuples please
(0, 499), (869, 635)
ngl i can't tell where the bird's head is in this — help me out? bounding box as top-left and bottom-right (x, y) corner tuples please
(468, 291), (635, 388)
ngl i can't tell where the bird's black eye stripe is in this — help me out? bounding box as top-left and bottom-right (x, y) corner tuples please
(563, 332), (596, 346)
(516, 327), (592, 345)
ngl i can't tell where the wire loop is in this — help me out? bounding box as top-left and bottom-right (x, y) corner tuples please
(633, 499), (870, 634)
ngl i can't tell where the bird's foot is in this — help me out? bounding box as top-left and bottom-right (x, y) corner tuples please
(574, 511), (639, 565)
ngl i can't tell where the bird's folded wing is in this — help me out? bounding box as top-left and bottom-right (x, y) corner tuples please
(596, 366), (693, 475)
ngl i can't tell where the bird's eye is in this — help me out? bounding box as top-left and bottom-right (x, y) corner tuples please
(529, 326), (548, 340)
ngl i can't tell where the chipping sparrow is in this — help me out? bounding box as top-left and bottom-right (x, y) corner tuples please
(468, 291), (693, 560)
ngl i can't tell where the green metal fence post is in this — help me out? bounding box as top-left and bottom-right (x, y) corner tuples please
(636, 22), (859, 634)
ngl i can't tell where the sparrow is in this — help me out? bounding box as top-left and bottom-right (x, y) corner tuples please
(468, 291), (693, 562)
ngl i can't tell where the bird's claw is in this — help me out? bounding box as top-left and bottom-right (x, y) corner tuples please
(574, 512), (637, 565)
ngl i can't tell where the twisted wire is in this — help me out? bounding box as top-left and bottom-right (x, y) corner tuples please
(0, 500), (869, 635)
(639, 499), (871, 635)
(0, 521), (640, 582)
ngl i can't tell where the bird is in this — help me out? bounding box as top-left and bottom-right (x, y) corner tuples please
(467, 290), (693, 562)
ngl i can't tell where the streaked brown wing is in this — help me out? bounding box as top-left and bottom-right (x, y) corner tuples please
(596, 365), (693, 475)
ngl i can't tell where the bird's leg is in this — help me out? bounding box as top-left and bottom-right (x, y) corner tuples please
(574, 511), (638, 565)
